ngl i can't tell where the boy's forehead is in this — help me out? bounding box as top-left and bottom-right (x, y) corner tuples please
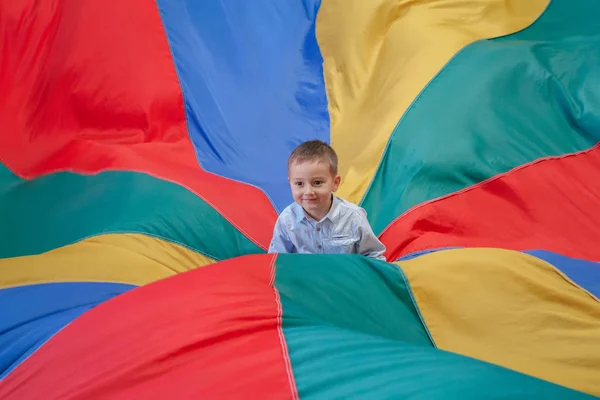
(289, 159), (333, 178)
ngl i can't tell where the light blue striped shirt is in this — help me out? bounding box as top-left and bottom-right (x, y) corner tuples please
(268, 195), (386, 260)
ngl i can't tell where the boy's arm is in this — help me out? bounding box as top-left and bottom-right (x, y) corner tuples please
(268, 217), (295, 254)
(355, 210), (387, 261)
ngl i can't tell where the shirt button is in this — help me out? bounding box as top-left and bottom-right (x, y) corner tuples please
(316, 227), (320, 232)
(318, 245), (322, 249)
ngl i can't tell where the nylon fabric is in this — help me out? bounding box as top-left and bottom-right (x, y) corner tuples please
(363, 0), (600, 234)
(0, 234), (214, 289)
(398, 248), (600, 396)
(316, 0), (549, 205)
(275, 254), (591, 399)
(282, 325), (593, 399)
(1, 0), (600, 397)
(0, 255), (296, 400)
(525, 250), (600, 298)
(274, 254), (432, 346)
(0, 163), (260, 260)
(156, 0), (329, 212)
(0, 0), (276, 249)
(397, 247), (600, 299)
(0, 282), (135, 379)
(380, 144), (600, 261)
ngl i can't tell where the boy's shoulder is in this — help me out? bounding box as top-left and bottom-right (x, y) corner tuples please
(334, 196), (368, 219)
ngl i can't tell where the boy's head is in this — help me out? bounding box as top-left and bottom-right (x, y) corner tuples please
(287, 140), (340, 219)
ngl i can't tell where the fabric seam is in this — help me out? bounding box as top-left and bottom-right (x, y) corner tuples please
(380, 141), (600, 242)
(393, 263), (437, 348)
(268, 254), (299, 400)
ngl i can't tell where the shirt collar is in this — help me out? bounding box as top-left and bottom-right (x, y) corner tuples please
(293, 195), (340, 225)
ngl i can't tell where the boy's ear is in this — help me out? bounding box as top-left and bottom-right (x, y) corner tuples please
(332, 175), (341, 191)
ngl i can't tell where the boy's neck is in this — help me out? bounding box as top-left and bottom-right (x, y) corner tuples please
(303, 194), (334, 222)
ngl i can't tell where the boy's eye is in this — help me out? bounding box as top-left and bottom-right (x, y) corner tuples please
(313, 181), (322, 185)
(294, 182), (303, 186)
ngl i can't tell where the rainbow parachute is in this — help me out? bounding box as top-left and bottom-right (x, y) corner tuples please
(1, 0), (599, 398)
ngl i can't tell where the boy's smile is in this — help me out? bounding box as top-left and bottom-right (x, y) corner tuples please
(288, 159), (341, 221)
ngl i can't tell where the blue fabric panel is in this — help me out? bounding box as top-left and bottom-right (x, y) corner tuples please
(0, 282), (135, 379)
(524, 250), (600, 298)
(156, 0), (330, 212)
(396, 247), (460, 261)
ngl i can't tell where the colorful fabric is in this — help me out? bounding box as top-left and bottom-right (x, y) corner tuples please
(1, 0), (599, 398)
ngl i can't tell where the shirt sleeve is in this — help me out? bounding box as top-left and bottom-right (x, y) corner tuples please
(355, 209), (387, 261)
(268, 216), (295, 254)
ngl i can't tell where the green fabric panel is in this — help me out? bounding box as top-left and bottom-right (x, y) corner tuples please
(0, 163), (262, 260)
(275, 254), (432, 346)
(283, 325), (594, 399)
(361, 0), (600, 234)
(275, 255), (595, 397)
(274, 255), (592, 398)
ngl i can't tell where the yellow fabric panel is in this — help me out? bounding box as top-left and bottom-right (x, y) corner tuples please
(0, 234), (215, 289)
(398, 248), (600, 396)
(317, 0), (550, 204)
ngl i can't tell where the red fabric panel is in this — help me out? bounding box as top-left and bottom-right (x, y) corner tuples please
(0, 0), (275, 249)
(0, 254), (297, 399)
(381, 145), (600, 261)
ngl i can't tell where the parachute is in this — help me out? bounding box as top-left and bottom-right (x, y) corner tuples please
(1, 0), (599, 398)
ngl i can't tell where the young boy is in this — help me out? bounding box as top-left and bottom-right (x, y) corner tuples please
(268, 140), (387, 261)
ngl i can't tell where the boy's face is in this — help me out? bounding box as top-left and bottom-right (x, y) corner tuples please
(288, 159), (341, 220)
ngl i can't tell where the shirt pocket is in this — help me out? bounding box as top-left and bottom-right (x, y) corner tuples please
(325, 234), (357, 254)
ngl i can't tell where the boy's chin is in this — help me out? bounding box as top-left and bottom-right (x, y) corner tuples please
(300, 199), (323, 208)
(301, 202), (328, 216)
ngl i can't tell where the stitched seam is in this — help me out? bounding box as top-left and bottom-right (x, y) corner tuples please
(0, 281), (136, 383)
(380, 141), (600, 239)
(394, 263), (437, 348)
(123, 1), (269, 251)
(0, 157), (269, 254)
(269, 254), (299, 400)
(359, 36), (486, 209)
(3, 229), (221, 262)
(523, 252), (600, 304)
(360, 0), (552, 210)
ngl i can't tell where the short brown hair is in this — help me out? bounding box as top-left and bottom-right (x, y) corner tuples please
(288, 140), (338, 175)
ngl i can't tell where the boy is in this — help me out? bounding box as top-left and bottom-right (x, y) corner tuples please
(268, 140), (386, 261)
